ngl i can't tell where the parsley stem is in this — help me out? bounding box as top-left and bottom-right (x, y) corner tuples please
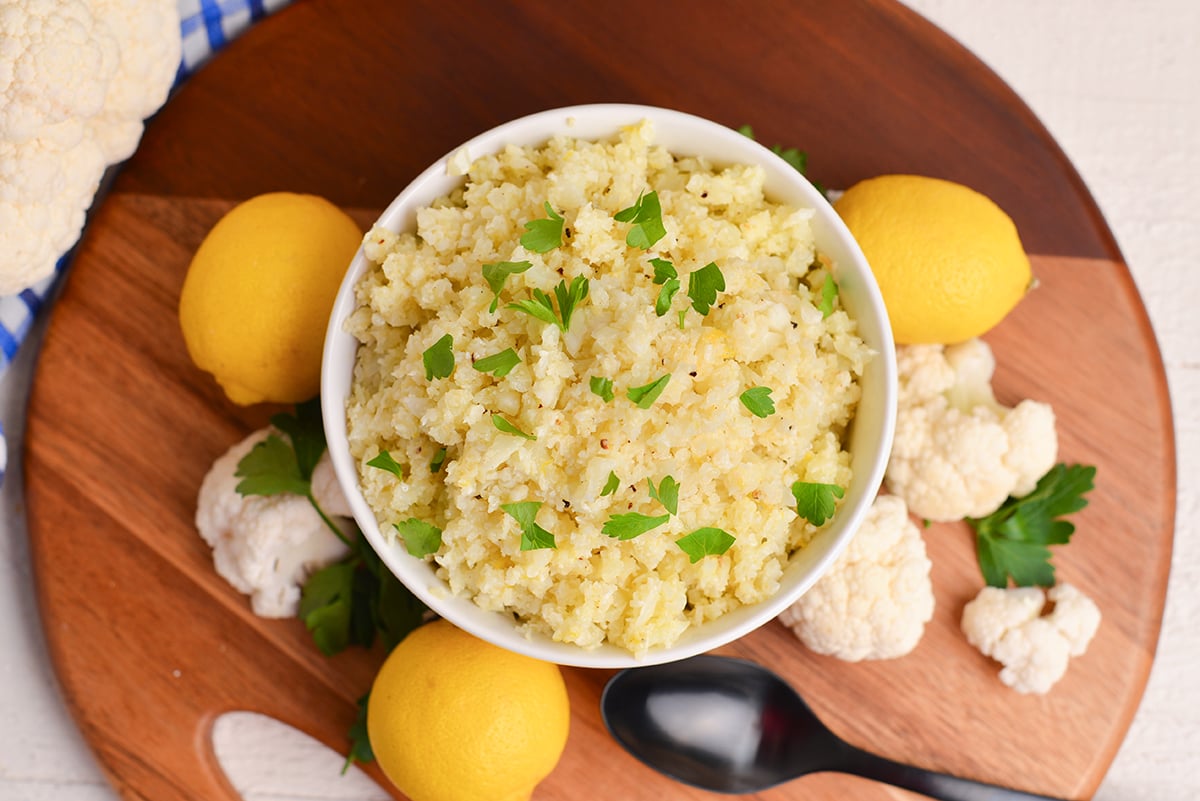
(306, 493), (354, 549)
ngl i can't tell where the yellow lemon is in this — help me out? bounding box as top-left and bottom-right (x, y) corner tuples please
(178, 192), (361, 405)
(834, 175), (1032, 345)
(367, 620), (570, 801)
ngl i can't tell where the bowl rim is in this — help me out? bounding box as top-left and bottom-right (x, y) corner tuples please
(321, 102), (896, 668)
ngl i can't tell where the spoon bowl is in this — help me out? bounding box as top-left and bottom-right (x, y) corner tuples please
(601, 654), (1066, 800)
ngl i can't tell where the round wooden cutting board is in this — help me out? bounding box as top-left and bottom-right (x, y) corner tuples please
(25, 1), (1174, 800)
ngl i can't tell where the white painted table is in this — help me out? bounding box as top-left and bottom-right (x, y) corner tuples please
(1, 2), (1196, 798)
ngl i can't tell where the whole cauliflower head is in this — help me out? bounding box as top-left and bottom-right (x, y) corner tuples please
(0, 0), (120, 142)
(961, 583), (1101, 694)
(0, 0), (180, 294)
(86, 0), (181, 162)
(0, 126), (107, 283)
(778, 494), (934, 661)
(196, 428), (353, 618)
(886, 338), (1057, 522)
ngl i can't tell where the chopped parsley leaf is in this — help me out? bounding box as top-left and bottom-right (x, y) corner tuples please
(555, 275), (590, 330)
(791, 481), (845, 526)
(422, 334), (455, 381)
(818, 273), (838, 318)
(615, 190), (667, 250)
(366, 450), (406, 478)
(650, 257), (677, 284)
(502, 501), (556, 550)
(473, 347), (521, 377)
(520, 202), (565, 253)
(590, 376), (615, 403)
(393, 518), (443, 558)
(482, 260), (532, 312)
(648, 475), (680, 515)
(491, 414), (536, 440)
(508, 276), (589, 331)
(687, 262), (725, 315)
(739, 387), (776, 418)
(676, 527), (736, 562)
(602, 512), (670, 540)
(655, 278), (681, 317)
(626, 374), (671, 409)
(601, 470), (620, 497)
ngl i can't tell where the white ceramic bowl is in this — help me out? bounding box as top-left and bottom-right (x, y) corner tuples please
(322, 103), (896, 668)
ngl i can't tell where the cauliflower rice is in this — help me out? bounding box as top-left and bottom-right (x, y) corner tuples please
(345, 120), (870, 655)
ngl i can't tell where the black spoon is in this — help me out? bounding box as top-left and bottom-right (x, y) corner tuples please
(601, 654), (1066, 800)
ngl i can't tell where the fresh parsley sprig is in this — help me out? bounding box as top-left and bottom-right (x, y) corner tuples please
(969, 463), (1097, 587)
(238, 403), (430, 771)
(343, 694), (373, 774)
(615, 190), (667, 249)
(737, 124), (822, 192)
(508, 276), (589, 332)
(771, 144), (808, 174)
(235, 400), (427, 664)
(236, 399), (350, 547)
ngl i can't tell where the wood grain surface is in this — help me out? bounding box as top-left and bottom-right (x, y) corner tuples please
(24, 1), (1174, 800)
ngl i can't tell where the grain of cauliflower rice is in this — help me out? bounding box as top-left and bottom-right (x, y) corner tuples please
(345, 120), (871, 655)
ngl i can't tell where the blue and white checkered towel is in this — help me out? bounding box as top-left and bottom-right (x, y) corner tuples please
(0, 0), (292, 484)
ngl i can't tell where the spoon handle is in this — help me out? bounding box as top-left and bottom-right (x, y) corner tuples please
(839, 745), (1067, 801)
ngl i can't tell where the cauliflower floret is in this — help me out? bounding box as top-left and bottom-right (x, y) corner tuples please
(196, 428), (352, 618)
(961, 583), (1101, 694)
(778, 494), (934, 661)
(886, 338), (1057, 522)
